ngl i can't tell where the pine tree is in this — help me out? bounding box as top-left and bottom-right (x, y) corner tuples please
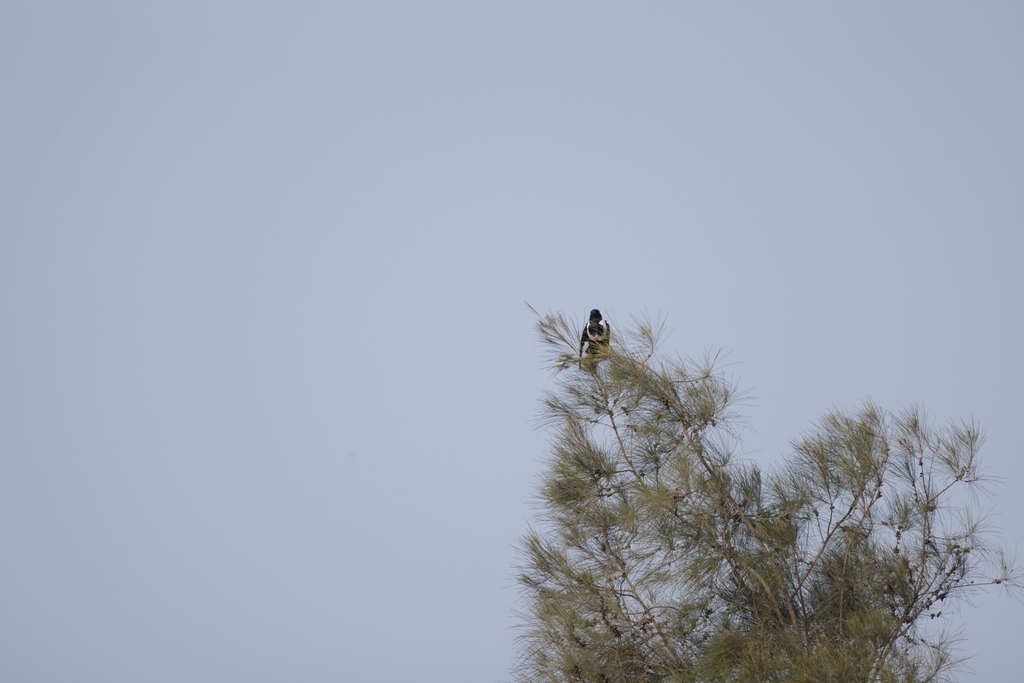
(514, 311), (1018, 683)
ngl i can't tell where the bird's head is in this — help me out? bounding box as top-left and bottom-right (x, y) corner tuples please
(589, 309), (602, 321)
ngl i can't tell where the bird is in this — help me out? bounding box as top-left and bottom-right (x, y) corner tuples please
(580, 309), (611, 356)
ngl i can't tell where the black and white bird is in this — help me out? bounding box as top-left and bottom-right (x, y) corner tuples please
(580, 309), (611, 356)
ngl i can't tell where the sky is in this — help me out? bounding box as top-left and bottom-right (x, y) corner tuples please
(1, 2), (1022, 682)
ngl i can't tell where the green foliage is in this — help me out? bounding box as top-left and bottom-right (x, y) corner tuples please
(514, 311), (1018, 683)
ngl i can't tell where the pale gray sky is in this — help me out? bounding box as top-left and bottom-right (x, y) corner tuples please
(1, 3), (1022, 682)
